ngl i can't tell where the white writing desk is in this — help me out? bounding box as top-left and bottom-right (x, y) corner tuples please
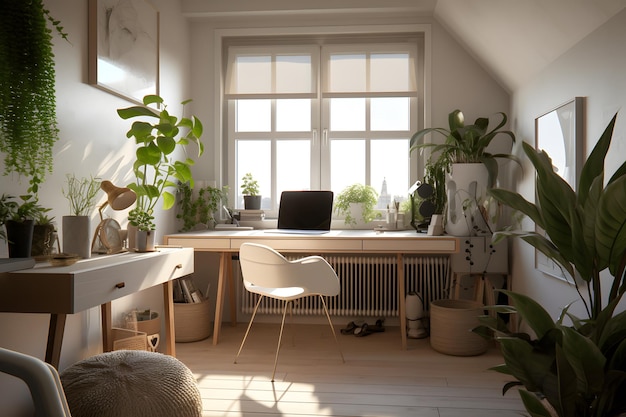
(0, 248), (194, 368)
(164, 230), (458, 350)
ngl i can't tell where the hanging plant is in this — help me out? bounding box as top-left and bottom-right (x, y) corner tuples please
(0, 1), (68, 192)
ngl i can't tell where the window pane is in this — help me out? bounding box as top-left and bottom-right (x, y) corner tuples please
(330, 98), (365, 131)
(276, 99), (311, 132)
(331, 139), (365, 193)
(236, 140), (271, 209)
(371, 97), (410, 131)
(277, 140), (311, 195)
(329, 54), (366, 93)
(276, 55), (313, 94)
(370, 53), (411, 92)
(236, 100), (271, 132)
(234, 56), (271, 94)
(371, 139), (409, 208)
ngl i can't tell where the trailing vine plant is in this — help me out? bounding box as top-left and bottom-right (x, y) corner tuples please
(0, 1), (69, 193)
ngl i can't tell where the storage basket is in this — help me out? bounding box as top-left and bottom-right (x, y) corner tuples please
(126, 312), (160, 336)
(174, 298), (212, 342)
(429, 299), (488, 356)
(112, 328), (147, 351)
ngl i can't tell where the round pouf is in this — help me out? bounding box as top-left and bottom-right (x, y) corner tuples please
(429, 299), (488, 356)
(60, 350), (202, 417)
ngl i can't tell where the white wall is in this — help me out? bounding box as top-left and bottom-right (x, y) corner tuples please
(510, 9), (626, 319)
(0, 0), (192, 414)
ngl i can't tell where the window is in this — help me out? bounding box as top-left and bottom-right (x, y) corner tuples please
(225, 37), (420, 215)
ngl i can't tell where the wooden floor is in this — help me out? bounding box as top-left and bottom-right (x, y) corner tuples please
(175, 322), (524, 417)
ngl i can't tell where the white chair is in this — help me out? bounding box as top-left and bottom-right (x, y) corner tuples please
(234, 242), (345, 381)
(0, 347), (72, 417)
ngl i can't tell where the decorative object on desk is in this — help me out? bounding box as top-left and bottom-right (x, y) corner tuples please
(176, 182), (229, 232)
(118, 94), (204, 249)
(408, 181), (436, 233)
(473, 113), (626, 417)
(409, 109), (519, 236)
(240, 172), (261, 210)
(49, 253), (80, 267)
(0, 2), (68, 195)
(62, 174), (101, 259)
(31, 210), (56, 259)
(238, 209), (265, 222)
(334, 183), (379, 227)
(0, 194), (43, 258)
(91, 181), (136, 254)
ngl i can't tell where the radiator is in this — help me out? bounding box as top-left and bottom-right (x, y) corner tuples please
(240, 255), (451, 317)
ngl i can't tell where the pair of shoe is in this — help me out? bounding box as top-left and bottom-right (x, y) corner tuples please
(341, 318), (385, 337)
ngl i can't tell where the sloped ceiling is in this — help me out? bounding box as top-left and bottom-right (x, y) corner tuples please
(434, 0), (626, 92)
(182, 0), (626, 92)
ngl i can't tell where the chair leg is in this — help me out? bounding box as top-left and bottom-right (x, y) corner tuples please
(319, 295), (345, 363)
(234, 295), (264, 363)
(272, 300), (291, 382)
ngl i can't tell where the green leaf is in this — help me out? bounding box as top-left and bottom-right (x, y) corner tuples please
(554, 344), (577, 417)
(489, 188), (543, 228)
(596, 176), (626, 276)
(501, 291), (556, 340)
(136, 143), (162, 166)
(518, 390), (553, 417)
(117, 106), (159, 119)
(561, 326), (606, 393)
(578, 113), (616, 206)
(156, 136), (176, 155)
(162, 191), (175, 210)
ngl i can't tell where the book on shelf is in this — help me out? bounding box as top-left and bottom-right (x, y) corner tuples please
(178, 276), (204, 303)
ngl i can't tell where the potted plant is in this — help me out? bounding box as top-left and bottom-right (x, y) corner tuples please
(240, 173), (261, 210)
(61, 174), (101, 258)
(0, 2), (68, 194)
(118, 94), (204, 251)
(409, 110), (519, 236)
(474, 113), (626, 417)
(334, 183), (379, 227)
(0, 194), (42, 258)
(177, 183), (228, 232)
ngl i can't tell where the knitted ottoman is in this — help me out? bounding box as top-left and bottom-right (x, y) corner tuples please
(60, 350), (202, 417)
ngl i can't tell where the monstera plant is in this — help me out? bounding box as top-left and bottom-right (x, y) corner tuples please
(475, 113), (626, 417)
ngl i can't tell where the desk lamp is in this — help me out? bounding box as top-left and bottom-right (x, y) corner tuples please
(92, 181), (137, 254)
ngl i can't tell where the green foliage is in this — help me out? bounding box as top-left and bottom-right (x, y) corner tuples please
(177, 183), (228, 232)
(423, 157), (447, 215)
(334, 183), (379, 226)
(409, 109), (519, 188)
(0, 194), (51, 243)
(118, 95), (204, 231)
(240, 173), (259, 196)
(0, 1), (68, 192)
(476, 113), (626, 417)
(62, 174), (101, 216)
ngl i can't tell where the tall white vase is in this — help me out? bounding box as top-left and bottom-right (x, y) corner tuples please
(445, 163), (489, 236)
(62, 215), (91, 258)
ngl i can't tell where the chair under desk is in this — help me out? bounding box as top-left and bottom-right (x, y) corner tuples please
(163, 229), (459, 350)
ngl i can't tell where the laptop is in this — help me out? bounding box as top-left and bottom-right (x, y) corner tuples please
(268, 190), (334, 235)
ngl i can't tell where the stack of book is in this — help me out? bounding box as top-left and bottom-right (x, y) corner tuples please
(173, 277), (207, 303)
(238, 209), (265, 221)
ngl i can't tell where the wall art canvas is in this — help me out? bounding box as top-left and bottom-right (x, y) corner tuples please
(89, 0), (159, 104)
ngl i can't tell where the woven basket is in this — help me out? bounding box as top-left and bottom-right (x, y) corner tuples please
(127, 312), (161, 336)
(174, 298), (212, 342)
(112, 328), (147, 351)
(429, 299), (488, 356)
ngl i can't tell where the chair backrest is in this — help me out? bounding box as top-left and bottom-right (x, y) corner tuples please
(239, 243), (340, 296)
(0, 347), (71, 417)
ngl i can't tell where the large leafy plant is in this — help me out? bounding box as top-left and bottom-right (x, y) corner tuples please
(409, 109), (519, 188)
(475, 113), (626, 417)
(334, 183), (379, 226)
(118, 95), (204, 231)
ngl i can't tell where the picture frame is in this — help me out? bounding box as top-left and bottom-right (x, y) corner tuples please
(88, 0), (160, 104)
(534, 97), (584, 280)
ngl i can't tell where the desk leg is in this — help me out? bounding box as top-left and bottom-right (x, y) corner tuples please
(101, 302), (112, 352)
(213, 252), (227, 345)
(45, 313), (66, 369)
(227, 254), (237, 326)
(163, 281), (176, 357)
(397, 253), (407, 350)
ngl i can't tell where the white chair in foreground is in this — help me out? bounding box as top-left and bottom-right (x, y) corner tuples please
(0, 347), (71, 417)
(234, 242), (345, 381)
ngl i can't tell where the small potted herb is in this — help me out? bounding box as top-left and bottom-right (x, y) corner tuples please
(334, 183), (379, 227)
(240, 173), (261, 210)
(177, 183), (229, 231)
(61, 174), (101, 258)
(0, 194), (41, 257)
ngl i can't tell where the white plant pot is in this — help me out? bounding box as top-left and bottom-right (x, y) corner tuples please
(445, 163), (489, 236)
(136, 229), (156, 252)
(62, 215), (91, 259)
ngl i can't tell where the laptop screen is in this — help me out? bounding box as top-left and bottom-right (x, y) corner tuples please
(277, 191), (334, 231)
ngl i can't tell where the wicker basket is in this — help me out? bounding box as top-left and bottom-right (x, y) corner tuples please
(126, 312), (161, 336)
(112, 328), (148, 351)
(429, 299), (488, 356)
(174, 298), (212, 342)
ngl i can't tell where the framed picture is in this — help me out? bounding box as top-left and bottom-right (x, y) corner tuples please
(88, 0), (159, 104)
(534, 97), (584, 280)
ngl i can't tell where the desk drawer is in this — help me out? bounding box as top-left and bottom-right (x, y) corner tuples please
(73, 249), (194, 312)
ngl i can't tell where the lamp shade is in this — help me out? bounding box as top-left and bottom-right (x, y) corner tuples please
(100, 180), (136, 210)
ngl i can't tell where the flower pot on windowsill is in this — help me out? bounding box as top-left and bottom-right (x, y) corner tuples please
(243, 195), (261, 210)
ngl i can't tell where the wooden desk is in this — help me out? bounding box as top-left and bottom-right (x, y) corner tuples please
(0, 248), (194, 368)
(164, 230), (458, 350)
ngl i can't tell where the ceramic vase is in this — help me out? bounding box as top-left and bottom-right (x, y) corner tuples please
(62, 215), (91, 259)
(136, 229), (156, 252)
(445, 163), (489, 236)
